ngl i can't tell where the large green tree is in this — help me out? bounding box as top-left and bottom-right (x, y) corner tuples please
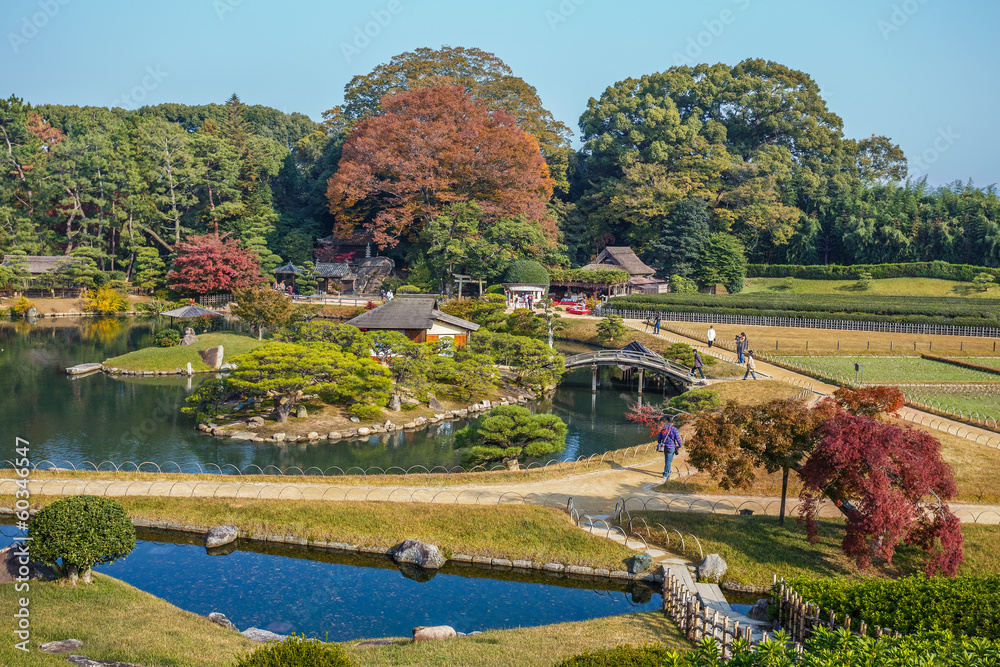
(455, 404), (568, 466)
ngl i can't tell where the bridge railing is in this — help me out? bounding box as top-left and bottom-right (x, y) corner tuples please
(564, 350), (694, 378)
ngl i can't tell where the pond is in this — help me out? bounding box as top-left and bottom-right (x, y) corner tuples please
(1, 318), (662, 472)
(0, 525), (661, 640)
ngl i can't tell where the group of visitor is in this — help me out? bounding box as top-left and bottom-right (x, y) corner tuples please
(274, 281), (294, 295)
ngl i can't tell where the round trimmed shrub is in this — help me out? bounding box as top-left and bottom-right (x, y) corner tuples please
(155, 329), (181, 347)
(348, 404), (383, 421)
(668, 388), (721, 417)
(29, 495), (135, 581)
(503, 259), (549, 285)
(236, 635), (353, 667)
(397, 284), (423, 294)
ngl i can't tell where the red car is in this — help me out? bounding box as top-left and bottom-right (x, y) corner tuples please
(566, 304), (590, 315)
(556, 297), (584, 306)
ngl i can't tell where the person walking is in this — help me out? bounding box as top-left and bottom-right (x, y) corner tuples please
(658, 415), (683, 481)
(736, 333), (745, 363)
(707, 325), (716, 348)
(690, 349), (705, 379)
(654, 312), (662, 334)
(743, 350), (757, 380)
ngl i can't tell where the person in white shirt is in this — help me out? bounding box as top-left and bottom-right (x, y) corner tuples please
(707, 325), (716, 348)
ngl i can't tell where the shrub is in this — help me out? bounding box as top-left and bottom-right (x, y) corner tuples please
(396, 284), (423, 294)
(748, 261), (1000, 282)
(235, 635), (353, 667)
(349, 404), (383, 421)
(555, 644), (681, 667)
(668, 388), (721, 416)
(455, 405), (567, 465)
(596, 314), (629, 346)
(155, 329), (182, 347)
(29, 495), (135, 583)
(484, 283), (505, 295)
(82, 284), (130, 314)
(661, 342), (717, 367)
(504, 259), (549, 285)
(669, 274), (698, 293)
(11, 296), (35, 316)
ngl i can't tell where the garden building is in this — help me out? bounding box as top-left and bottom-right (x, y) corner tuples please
(581, 246), (666, 294)
(346, 294), (479, 348)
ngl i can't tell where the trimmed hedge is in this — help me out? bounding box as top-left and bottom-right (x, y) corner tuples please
(605, 292), (1000, 328)
(787, 575), (1000, 638)
(748, 261), (1000, 282)
(550, 268), (631, 285)
(922, 354), (1000, 377)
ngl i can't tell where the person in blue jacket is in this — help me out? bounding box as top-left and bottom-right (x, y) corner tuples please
(658, 415), (683, 480)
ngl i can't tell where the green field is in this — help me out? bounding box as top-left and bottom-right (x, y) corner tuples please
(778, 356), (1000, 384)
(902, 389), (1000, 421)
(744, 276), (1000, 298)
(102, 332), (263, 371)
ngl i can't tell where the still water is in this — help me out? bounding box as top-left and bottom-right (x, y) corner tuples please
(0, 525), (661, 639)
(1, 318), (661, 472)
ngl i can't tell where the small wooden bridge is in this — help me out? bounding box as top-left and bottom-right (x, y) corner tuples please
(564, 349), (696, 393)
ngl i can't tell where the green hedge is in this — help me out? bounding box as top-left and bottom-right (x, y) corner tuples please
(788, 575), (1000, 638)
(550, 268), (631, 285)
(605, 293), (1000, 328)
(748, 261), (1000, 282)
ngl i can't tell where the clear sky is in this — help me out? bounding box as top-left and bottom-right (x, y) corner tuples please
(2, 0), (996, 187)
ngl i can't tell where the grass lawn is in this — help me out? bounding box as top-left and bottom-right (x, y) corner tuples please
(102, 332), (263, 371)
(559, 318), (745, 378)
(665, 322), (1000, 357)
(902, 389), (1000, 422)
(0, 575), (686, 667)
(632, 512), (1000, 589)
(743, 276), (1000, 299)
(1, 496), (637, 570)
(777, 356), (1000, 384)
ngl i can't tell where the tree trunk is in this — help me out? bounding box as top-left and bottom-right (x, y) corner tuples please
(779, 467), (789, 525)
(275, 398), (293, 423)
(68, 565), (79, 586)
(81, 567), (93, 584)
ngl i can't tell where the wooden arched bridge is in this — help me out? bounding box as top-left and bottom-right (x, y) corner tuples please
(563, 349), (696, 393)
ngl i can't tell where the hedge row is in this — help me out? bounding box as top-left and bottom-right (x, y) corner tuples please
(550, 268), (631, 285)
(748, 261), (1000, 282)
(921, 354), (1000, 377)
(605, 292), (1000, 327)
(788, 575), (1000, 639)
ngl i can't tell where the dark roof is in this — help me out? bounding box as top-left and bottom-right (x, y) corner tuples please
(318, 231), (373, 246)
(2, 255), (79, 275)
(161, 304), (223, 318)
(347, 295), (479, 333)
(274, 262), (304, 275)
(314, 262), (352, 278)
(628, 277), (664, 285)
(621, 341), (662, 358)
(587, 247), (656, 277)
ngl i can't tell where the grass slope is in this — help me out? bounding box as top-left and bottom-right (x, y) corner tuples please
(103, 333), (263, 371)
(778, 356), (1000, 384)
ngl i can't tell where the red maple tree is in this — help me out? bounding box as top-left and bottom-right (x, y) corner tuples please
(167, 235), (264, 295)
(799, 412), (963, 576)
(326, 85), (555, 249)
(833, 385), (905, 419)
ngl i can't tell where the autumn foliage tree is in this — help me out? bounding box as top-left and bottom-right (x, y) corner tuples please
(799, 412), (962, 576)
(832, 385), (905, 419)
(167, 234), (264, 295)
(327, 85), (555, 249)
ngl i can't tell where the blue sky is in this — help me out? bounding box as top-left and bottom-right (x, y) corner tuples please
(2, 0), (996, 187)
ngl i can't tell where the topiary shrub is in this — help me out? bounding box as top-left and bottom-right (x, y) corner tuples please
(554, 644), (682, 667)
(155, 329), (181, 347)
(349, 404), (383, 421)
(503, 259), (549, 285)
(235, 635), (354, 667)
(29, 495), (135, 585)
(397, 285), (423, 294)
(668, 388), (721, 418)
(484, 284), (504, 295)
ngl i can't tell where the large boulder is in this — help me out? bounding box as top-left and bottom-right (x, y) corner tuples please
(40, 639), (83, 653)
(198, 345), (224, 369)
(241, 627), (285, 643)
(696, 554), (728, 583)
(413, 625), (457, 642)
(204, 525), (238, 549)
(428, 394), (445, 411)
(179, 328), (199, 346)
(393, 539), (447, 570)
(388, 394), (402, 411)
(630, 553), (653, 574)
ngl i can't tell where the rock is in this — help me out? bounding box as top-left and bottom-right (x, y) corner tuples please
(630, 553), (653, 574)
(273, 433), (286, 442)
(179, 328), (199, 346)
(401, 396), (421, 407)
(328, 432), (342, 440)
(296, 405), (308, 419)
(208, 612), (238, 632)
(357, 427), (371, 436)
(696, 554), (728, 583)
(25, 306), (39, 319)
(413, 625), (457, 642)
(428, 395), (445, 411)
(307, 431), (320, 440)
(393, 539), (447, 570)
(403, 421), (416, 429)
(206, 541), (236, 556)
(65, 656), (142, 667)
(241, 627), (286, 643)
(413, 416), (427, 426)
(748, 599), (771, 622)
(286, 435), (299, 443)
(388, 394), (402, 411)
(205, 525), (239, 549)
(40, 639), (83, 653)
(247, 416), (265, 427)
(229, 432), (255, 441)
(349, 416), (361, 423)
(396, 561), (438, 583)
(265, 621), (294, 634)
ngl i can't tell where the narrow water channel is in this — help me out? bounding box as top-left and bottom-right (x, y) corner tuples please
(2, 318), (659, 472)
(0, 525), (661, 640)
